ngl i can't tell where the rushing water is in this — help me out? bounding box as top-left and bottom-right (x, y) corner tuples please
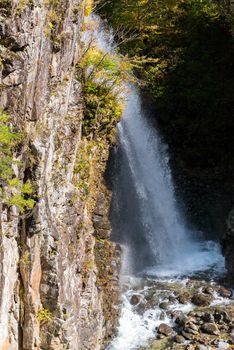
(83, 14), (227, 350)
(111, 89), (224, 278)
(108, 88), (225, 350)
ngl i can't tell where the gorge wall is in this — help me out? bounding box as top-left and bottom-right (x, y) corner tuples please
(0, 1), (119, 349)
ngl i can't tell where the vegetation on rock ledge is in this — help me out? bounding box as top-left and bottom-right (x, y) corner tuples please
(0, 111), (36, 212)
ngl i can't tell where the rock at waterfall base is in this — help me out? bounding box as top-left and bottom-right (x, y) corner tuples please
(201, 322), (220, 335)
(157, 323), (173, 336)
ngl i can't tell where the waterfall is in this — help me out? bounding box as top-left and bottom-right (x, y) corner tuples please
(84, 13), (224, 278)
(84, 13), (227, 350)
(112, 88), (188, 272)
(111, 87), (224, 277)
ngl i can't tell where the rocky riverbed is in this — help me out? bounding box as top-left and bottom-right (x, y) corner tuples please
(108, 276), (234, 350)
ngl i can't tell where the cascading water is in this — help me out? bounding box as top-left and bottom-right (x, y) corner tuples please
(111, 88), (224, 278)
(83, 14), (230, 350)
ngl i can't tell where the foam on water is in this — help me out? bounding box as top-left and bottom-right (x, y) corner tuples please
(143, 241), (225, 279)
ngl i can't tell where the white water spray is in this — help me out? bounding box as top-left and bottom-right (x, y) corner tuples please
(83, 13), (226, 350)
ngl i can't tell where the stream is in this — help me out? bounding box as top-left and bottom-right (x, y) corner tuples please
(83, 14), (234, 350)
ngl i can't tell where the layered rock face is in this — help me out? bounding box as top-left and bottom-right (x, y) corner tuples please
(0, 1), (119, 349)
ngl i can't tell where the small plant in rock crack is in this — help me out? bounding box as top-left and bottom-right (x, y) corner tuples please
(36, 308), (52, 322)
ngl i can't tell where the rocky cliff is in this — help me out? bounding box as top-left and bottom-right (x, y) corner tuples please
(0, 1), (120, 349)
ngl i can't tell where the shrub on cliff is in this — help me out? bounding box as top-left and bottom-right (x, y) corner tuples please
(0, 111), (36, 212)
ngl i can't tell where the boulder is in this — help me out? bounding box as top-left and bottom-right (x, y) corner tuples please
(178, 291), (191, 304)
(158, 323), (173, 336)
(192, 293), (212, 306)
(201, 312), (215, 323)
(196, 345), (209, 350)
(159, 311), (166, 321)
(218, 287), (232, 298)
(184, 326), (199, 335)
(203, 287), (214, 295)
(181, 330), (194, 340)
(201, 322), (220, 335)
(175, 314), (188, 327)
(159, 302), (169, 310)
(174, 335), (185, 343)
(130, 294), (142, 305)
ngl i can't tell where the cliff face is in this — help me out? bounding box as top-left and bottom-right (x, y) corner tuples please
(0, 1), (119, 349)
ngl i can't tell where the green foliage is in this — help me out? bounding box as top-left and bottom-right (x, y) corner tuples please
(98, 0), (234, 169)
(83, 80), (123, 140)
(0, 111), (36, 212)
(80, 46), (131, 141)
(0, 112), (22, 180)
(74, 141), (94, 199)
(36, 308), (51, 322)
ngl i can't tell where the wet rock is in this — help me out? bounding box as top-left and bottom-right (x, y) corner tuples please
(184, 326), (199, 335)
(218, 287), (232, 298)
(158, 323), (173, 336)
(201, 322), (220, 335)
(175, 314), (189, 327)
(189, 311), (204, 318)
(195, 345), (208, 350)
(182, 330), (194, 340)
(218, 341), (229, 349)
(222, 311), (231, 323)
(130, 294), (142, 305)
(169, 295), (177, 303)
(178, 292), (191, 304)
(160, 311), (166, 321)
(175, 335), (185, 343)
(201, 312), (215, 323)
(186, 345), (195, 350)
(203, 287), (214, 295)
(157, 333), (166, 339)
(214, 311), (225, 323)
(159, 302), (169, 310)
(187, 322), (199, 331)
(192, 293), (212, 306)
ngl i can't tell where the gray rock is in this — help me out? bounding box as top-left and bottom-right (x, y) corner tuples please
(218, 287), (232, 298)
(184, 326), (199, 335)
(203, 287), (214, 295)
(201, 322), (220, 335)
(158, 323), (173, 336)
(159, 302), (169, 310)
(192, 293), (213, 306)
(159, 311), (166, 321)
(195, 345), (208, 350)
(174, 335), (185, 343)
(181, 330), (194, 340)
(187, 322), (199, 331)
(175, 314), (188, 327)
(130, 294), (142, 305)
(201, 312), (215, 323)
(178, 292), (191, 304)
